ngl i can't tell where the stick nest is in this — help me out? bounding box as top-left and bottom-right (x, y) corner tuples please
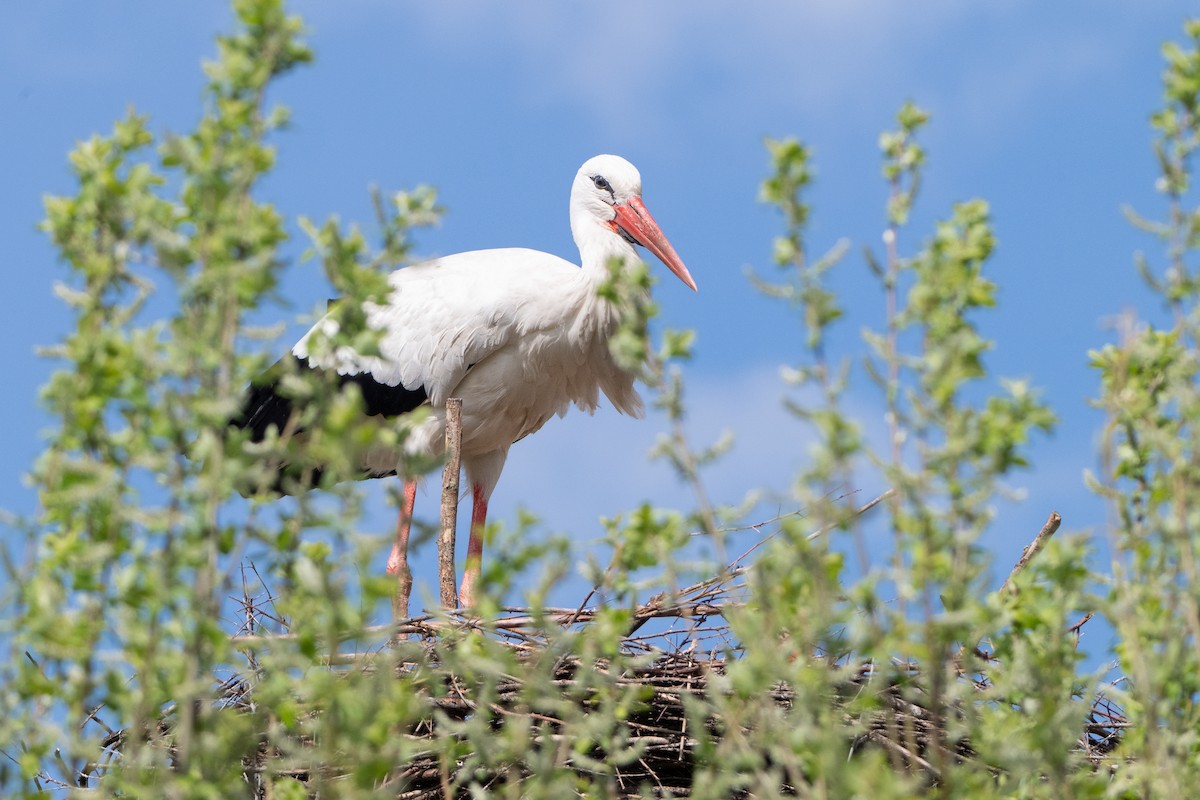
(80, 555), (1124, 798)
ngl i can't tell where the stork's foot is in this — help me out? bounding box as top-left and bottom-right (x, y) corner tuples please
(456, 561), (480, 609)
(458, 570), (478, 609)
(386, 543), (404, 575)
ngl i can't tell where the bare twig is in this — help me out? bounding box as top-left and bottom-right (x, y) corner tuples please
(1001, 511), (1062, 595)
(439, 398), (463, 609)
(1068, 611), (1094, 634)
(1069, 611), (1095, 649)
(807, 488), (895, 542)
(728, 488), (896, 571)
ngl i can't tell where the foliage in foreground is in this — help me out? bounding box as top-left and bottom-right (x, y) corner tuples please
(3, 1), (1200, 797)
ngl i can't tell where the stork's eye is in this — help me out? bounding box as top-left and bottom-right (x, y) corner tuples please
(592, 175), (612, 192)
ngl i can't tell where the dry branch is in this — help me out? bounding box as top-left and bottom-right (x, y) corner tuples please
(439, 397), (463, 609)
(1001, 510), (1062, 595)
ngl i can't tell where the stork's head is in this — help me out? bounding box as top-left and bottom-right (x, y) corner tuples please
(571, 154), (697, 291)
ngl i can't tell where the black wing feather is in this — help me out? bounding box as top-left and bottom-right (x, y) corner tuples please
(232, 355), (429, 442)
(230, 354), (430, 492)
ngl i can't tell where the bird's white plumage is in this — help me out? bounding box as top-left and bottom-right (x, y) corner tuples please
(290, 155), (673, 498)
(293, 248), (638, 411)
(250, 154), (695, 608)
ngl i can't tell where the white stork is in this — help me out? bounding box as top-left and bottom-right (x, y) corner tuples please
(235, 154), (695, 608)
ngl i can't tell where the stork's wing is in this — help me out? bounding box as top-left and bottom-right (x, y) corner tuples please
(292, 247), (580, 405)
(233, 355), (430, 443)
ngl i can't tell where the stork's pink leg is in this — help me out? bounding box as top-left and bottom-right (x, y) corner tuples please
(388, 479), (418, 623)
(458, 483), (488, 608)
(387, 479), (418, 574)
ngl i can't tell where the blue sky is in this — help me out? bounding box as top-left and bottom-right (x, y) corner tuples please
(1, 3), (1193, 629)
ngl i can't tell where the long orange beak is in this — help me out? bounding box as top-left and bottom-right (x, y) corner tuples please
(610, 196), (697, 291)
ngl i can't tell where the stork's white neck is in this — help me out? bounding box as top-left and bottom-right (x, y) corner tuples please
(572, 217), (641, 280)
